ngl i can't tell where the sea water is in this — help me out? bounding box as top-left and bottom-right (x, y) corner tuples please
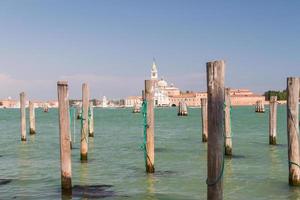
(0, 106), (299, 200)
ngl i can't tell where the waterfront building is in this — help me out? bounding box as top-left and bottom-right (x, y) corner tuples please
(230, 89), (265, 106)
(124, 61), (267, 108)
(125, 96), (142, 107)
(102, 96), (108, 108)
(169, 92), (207, 107)
(151, 60), (180, 106)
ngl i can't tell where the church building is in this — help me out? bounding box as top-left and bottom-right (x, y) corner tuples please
(151, 60), (180, 106)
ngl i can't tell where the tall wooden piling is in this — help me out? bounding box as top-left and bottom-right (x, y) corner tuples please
(57, 81), (72, 192)
(224, 88), (232, 156)
(269, 96), (277, 145)
(287, 77), (300, 186)
(80, 83), (89, 161)
(145, 80), (155, 173)
(142, 90), (145, 100)
(207, 60), (225, 200)
(201, 98), (208, 142)
(20, 92), (26, 141)
(76, 105), (82, 119)
(29, 101), (36, 135)
(88, 102), (94, 137)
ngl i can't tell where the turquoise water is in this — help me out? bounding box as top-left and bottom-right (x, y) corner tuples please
(0, 106), (299, 199)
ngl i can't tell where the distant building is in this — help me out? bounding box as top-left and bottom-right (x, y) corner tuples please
(102, 96), (108, 108)
(0, 99), (19, 108)
(230, 89), (265, 106)
(0, 98), (58, 108)
(151, 60), (180, 106)
(169, 92), (207, 107)
(125, 96), (142, 107)
(124, 61), (267, 108)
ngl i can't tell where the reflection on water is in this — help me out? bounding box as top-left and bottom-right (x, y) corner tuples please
(29, 134), (36, 143)
(146, 174), (157, 200)
(79, 162), (89, 185)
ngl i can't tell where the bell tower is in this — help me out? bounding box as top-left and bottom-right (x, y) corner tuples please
(151, 58), (158, 80)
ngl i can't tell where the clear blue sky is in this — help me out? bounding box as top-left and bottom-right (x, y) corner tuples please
(0, 0), (299, 100)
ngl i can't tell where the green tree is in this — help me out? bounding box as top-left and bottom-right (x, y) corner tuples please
(264, 90), (287, 101)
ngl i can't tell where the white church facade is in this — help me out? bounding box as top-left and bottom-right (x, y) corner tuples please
(124, 60), (180, 107)
(151, 60), (180, 107)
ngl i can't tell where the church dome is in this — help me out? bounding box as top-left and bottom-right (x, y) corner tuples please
(157, 78), (168, 87)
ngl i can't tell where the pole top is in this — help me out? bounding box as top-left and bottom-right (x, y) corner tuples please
(57, 80), (68, 86)
(206, 60), (225, 65)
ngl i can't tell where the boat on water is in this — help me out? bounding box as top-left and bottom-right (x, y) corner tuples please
(43, 104), (49, 112)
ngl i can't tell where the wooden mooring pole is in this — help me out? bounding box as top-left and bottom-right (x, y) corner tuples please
(207, 60), (225, 200)
(81, 83), (89, 161)
(145, 80), (155, 173)
(88, 102), (94, 137)
(57, 81), (72, 192)
(287, 77), (300, 186)
(142, 90), (145, 100)
(29, 101), (36, 135)
(76, 105), (82, 119)
(269, 96), (277, 145)
(224, 88), (232, 156)
(20, 92), (26, 141)
(255, 100), (265, 113)
(201, 98), (208, 142)
(178, 101), (188, 116)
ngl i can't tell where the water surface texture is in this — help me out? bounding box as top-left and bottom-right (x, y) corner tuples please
(0, 106), (299, 199)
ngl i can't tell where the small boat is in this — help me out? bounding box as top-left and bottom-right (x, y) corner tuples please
(132, 103), (141, 113)
(43, 104), (49, 113)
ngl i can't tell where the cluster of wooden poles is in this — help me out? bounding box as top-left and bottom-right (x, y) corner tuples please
(18, 61), (299, 199)
(19, 84), (95, 144)
(19, 82), (95, 195)
(178, 101), (188, 116)
(57, 82), (98, 193)
(140, 61), (300, 200)
(19, 92), (36, 141)
(255, 100), (265, 113)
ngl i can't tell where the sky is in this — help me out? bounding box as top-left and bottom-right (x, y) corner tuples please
(0, 0), (299, 100)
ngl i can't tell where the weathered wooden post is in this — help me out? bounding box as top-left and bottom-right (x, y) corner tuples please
(207, 60), (225, 200)
(76, 105), (82, 119)
(142, 90), (145, 100)
(261, 101), (265, 112)
(20, 92), (26, 141)
(29, 101), (36, 135)
(269, 96), (277, 145)
(224, 88), (232, 156)
(255, 101), (258, 112)
(145, 80), (155, 173)
(57, 81), (72, 192)
(201, 98), (208, 142)
(88, 102), (94, 137)
(255, 100), (265, 113)
(287, 77), (300, 186)
(80, 83), (89, 161)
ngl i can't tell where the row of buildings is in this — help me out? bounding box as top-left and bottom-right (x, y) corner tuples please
(0, 89), (267, 109)
(0, 96), (115, 109)
(0, 61), (266, 109)
(124, 61), (265, 107)
(0, 98), (58, 109)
